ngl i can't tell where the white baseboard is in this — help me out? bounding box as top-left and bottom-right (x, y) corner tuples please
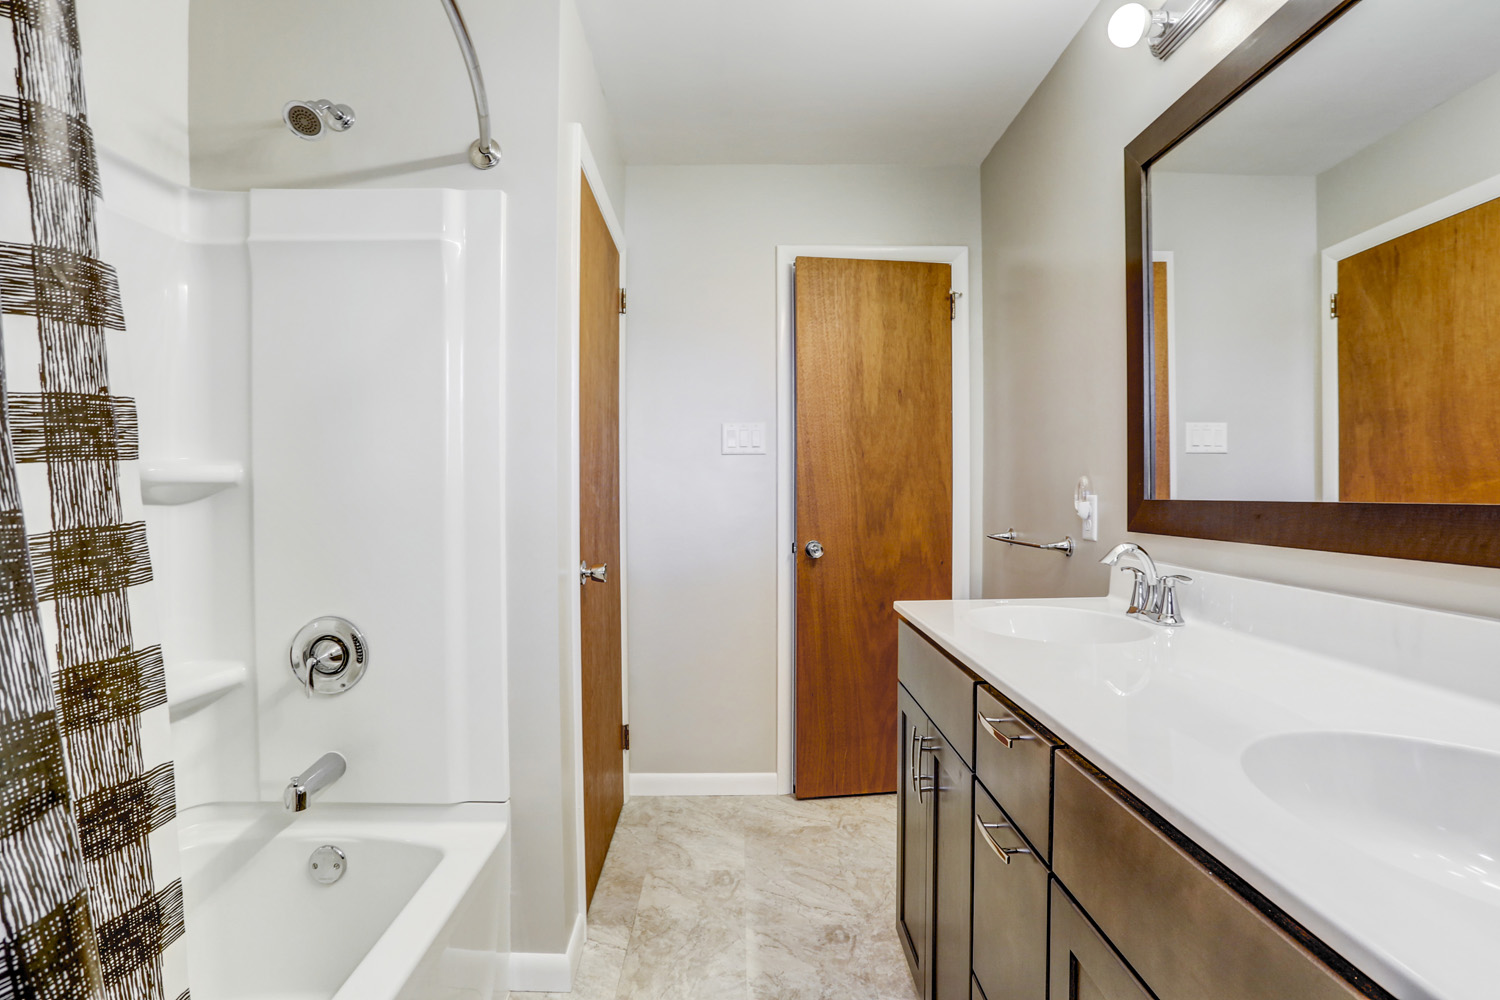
(508, 912), (585, 993)
(629, 772), (780, 796)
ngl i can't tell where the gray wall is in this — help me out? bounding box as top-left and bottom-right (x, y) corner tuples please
(1319, 65), (1500, 248)
(980, 0), (1500, 616)
(1151, 172), (1319, 501)
(623, 164), (983, 778)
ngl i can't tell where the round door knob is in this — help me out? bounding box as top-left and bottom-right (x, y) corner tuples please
(805, 540), (824, 559)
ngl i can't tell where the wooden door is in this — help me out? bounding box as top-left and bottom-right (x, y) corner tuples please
(580, 173), (623, 905)
(1338, 195), (1500, 502)
(1152, 260), (1171, 499)
(794, 256), (952, 799)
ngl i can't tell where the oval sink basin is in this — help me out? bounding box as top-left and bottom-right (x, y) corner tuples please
(963, 605), (1154, 645)
(1243, 732), (1500, 900)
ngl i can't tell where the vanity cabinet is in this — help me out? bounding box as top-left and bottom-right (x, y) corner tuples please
(1047, 881), (1153, 1000)
(1052, 752), (1367, 1000)
(972, 783), (1047, 1000)
(897, 617), (1387, 1000)
(897, 626), (977, 1000)
(897, 685), (933, 987)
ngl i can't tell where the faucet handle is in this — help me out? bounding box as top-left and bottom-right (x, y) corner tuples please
(1118, 565), (1151, 616)
(1155, 574), (1192, 627)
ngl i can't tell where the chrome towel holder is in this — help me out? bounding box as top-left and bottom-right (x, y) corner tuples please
(987, 529), (1075, 557)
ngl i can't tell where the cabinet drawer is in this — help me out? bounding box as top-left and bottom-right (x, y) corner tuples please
(1052, 752), (1367, 1000)
(974, 684), (1059, 860)
(972, 784), (1047, 1000)
(1048, 880), (1152, 1000)
(898, 622), (977, 768)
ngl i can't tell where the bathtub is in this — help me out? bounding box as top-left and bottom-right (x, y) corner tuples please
(178, 802), (509, 1000)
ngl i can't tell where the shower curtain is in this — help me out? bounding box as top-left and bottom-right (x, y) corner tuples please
(0, 1), (187, 998)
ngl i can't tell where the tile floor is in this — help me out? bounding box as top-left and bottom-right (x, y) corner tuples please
(513, 793), (919, 1000)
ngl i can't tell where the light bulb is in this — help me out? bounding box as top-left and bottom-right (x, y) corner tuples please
(1108, 3), (1152, 48)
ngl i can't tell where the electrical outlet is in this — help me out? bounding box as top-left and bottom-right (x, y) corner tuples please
(1079, 494), (1099, 541)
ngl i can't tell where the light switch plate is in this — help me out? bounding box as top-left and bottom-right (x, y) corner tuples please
(721, 422), (767, 455)
(1185, 422), (1229, 454)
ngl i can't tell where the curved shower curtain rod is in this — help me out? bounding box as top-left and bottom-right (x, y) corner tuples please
(439, 0), (502, 169)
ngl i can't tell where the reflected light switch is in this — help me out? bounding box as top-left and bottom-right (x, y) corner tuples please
(1185, 422), (1229, 454)
(722, 422), (768, 455)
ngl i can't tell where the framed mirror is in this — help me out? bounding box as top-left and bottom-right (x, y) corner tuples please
(1126, 0), (1500, 567)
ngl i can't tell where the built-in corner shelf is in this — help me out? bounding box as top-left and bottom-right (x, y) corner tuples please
(139, 460), (245, 506)
(166, 659), (249, 721)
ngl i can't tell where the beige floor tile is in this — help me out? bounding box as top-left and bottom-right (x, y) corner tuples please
(511, 793), (916, 1000)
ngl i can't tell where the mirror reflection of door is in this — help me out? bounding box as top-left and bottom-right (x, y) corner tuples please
(1336, 196), (1500, 503)
(1152, 255), (1172, 500)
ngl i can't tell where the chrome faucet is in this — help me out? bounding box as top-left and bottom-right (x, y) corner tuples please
(284, 751), (347, 812)
(1099, 542), (1191, 626)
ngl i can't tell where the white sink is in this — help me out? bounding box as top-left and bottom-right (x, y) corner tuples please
(963, 605), (1154, 645)
(1243, 732), (1500, 901)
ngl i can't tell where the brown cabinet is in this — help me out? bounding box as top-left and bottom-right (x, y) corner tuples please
(972, 784), (1047, 1000)
(898, 684), (934, 993)
(931, 723), (973, 1000)
(1047, 881), (1153, 1000)
(1052, 751), (1367, 1000)
(974, 683), (1059, 862)
(896, 616), (1388, 1000)
(898, 621), (980, 1000)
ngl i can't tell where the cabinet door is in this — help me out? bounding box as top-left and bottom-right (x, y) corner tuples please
(972, 786), (1047, 1000)
(931, 724), (973, 999)
(1048, 881), (1152, 1000)
(897, 685), (934, 995)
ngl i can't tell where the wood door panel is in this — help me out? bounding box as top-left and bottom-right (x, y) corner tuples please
(794, 257), (952, 799)
(580, 173), (622, 905)
(1152, 261), (1171, 500)
(1339, 196), (1500, 503)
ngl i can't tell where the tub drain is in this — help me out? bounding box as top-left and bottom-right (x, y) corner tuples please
(309, 844), (347, 885)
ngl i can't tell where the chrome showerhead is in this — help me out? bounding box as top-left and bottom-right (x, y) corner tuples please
(282, 99), (356, 140)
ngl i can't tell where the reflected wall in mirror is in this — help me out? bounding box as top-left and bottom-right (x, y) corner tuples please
(1146, 0), (1500, 504)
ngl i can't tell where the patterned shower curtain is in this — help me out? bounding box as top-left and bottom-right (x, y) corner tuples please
(0, 0), (187, 998)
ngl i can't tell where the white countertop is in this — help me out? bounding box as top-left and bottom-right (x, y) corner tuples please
(895, 569), (1500, 1000)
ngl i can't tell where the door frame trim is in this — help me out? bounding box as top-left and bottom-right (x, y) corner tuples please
(563, 123), (628, 920)
(774, 245), (975, 796)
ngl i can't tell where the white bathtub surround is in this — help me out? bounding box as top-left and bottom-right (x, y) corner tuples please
(896, 566), (1500, 1000)
(180, 802), (509, 1000)
(96, 150), (260, 808)
(248, 188), (509, 806)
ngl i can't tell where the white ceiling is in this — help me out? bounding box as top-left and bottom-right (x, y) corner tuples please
(1156, 0), (1500, 177)
(573, 0), (1099, 166)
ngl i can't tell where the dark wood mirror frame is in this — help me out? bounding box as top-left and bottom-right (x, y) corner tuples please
(1125, 0), (1500, 569)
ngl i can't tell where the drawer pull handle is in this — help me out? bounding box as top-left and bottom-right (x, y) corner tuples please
(979, 712), (1036, 749)
(976, 815), (1033, 865)
(909, 732), (935, 792)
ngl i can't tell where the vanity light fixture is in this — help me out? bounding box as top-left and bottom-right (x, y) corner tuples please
(1108, 0), (1228, 60)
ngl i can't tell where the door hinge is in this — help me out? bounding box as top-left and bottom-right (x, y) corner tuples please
(619, 288), (627, 315)
(621, 724), (631, 751)
(948, 290), (962, 320)
(1329, 293), (1338, 319)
